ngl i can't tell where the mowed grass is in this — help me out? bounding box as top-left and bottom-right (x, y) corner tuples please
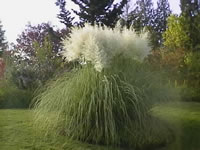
(0, 102), (199, 150)
(0, 110), (119, 150)
(0, 109), (53, 150)
(152, 102), (200, 150)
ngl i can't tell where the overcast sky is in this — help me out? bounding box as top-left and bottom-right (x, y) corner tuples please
(0, 0), (180, 44)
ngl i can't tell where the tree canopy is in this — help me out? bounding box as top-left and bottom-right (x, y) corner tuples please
(0, 21), (8, 56)
(56, 0), (128, 28)
(150, 0), (171, 49)
(180, 0), (200, 51)
(55, 0), (75, 29)
(131, 0), (154, 32)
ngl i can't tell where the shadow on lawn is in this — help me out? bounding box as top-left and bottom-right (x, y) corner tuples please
(169, 120), (200, 150)
(154, 102), (200, 150)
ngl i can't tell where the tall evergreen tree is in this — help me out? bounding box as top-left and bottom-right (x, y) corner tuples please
(56, 0), (75, 29)
(131, 0), (154, 32)
(0, 21), (7, 56)
(122, 0), (131, 22)
(119, 0), (134, 28)
(180, 0), (199, 17)
(151, 0), (171, 49)
(180, 0), (200, 50)
(70, 0), (128, 28)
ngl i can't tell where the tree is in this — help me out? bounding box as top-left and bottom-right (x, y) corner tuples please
(12, 23), (66, 63)
(57, 0), (128, 28)
(163, 15), (190, 50)
(0, 21), (7, 57)
(0, 58), (5, 78)
(127, 0), (171, 49)
(180, 0), (199, 17)
(121, 0), (131, 22)
(180, 0), (200, 51)
(120, 0), (132, 28)
(55, 0), (74, 29)
(9, 23), (68, 89)
(150, 0), (171, 49)
(130, 0), (154, 32)
(32, 34), (64, 85)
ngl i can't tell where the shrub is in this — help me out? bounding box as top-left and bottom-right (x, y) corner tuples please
(0, 80), (33, 108)
(179, 52), (200, 102)
(34, 24), (178, 148)
(147, 48), (186, 82)
(180, 86), (200, 102)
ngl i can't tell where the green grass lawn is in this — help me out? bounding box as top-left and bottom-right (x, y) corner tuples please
(152, 102), (200, 150)
(0, 102), (199, 150)
(0, 110), (118, 150)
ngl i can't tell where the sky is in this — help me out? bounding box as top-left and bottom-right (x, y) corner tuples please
(0, 0), (180, 44)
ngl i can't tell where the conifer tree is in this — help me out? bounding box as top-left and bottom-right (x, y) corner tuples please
(151, 0), (171, 49)
(0, 21), (7, 56)
(120, 0), (132, 28)
(70, 0), (128, 28)
(131, 0), (154, 32)
(180, 0), (200, 50)
(56, 0), (74, 29)
(180, 0), (199, 17)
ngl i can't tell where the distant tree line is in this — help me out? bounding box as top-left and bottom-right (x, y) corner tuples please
(149, 0), (200, 101)
(1, 0), (200, 104)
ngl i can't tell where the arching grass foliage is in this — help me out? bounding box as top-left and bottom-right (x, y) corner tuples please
(33, 24), (179, 149)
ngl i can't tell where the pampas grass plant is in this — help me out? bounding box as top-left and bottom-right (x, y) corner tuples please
(62, 24), (150, 72)
(33, 24), (178, 149)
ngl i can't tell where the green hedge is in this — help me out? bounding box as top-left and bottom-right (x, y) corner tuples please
(0, 81), (33, 108)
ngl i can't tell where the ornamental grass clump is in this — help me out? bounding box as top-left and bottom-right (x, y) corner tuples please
(62, 24), (150, 71)
(34, 24), (177, 148)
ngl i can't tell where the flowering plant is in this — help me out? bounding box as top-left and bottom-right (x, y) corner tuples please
(62, 24), (150, 71)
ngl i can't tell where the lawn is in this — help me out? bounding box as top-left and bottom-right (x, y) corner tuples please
(0, 102), (199, 150)
(152, 102), (200, 150)
(0, 110), (118, 150)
